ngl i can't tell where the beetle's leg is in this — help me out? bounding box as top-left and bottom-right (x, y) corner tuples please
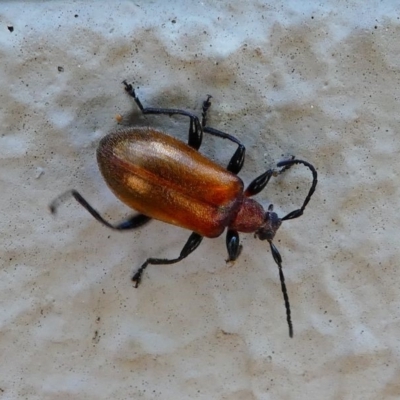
(203, 126), (246, 174)
(244, 169), (276, 197)
(276, 159), (318, 221)
(200, 95), (246, 174)
(132, 232), (203, 287)
(226, 229), (242, 262)
(123, 81), (203, 150)
(49, 190), (151, 230)
(244, 157), (297, 197)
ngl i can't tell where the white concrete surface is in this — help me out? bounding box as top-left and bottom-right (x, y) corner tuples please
(1, 1), (400, 399)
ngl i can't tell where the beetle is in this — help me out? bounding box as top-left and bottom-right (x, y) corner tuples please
(50, 81), (318, 337)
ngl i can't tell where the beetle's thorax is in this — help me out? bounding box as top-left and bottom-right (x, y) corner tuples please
(229, 198), (264, 233)
(229, 198), (282, 240)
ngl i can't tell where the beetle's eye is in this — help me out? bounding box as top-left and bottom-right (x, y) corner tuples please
(256, 224), (276, 241)
(255, 211), (282, 241)
(266, 211), (281, 227)
(255, 228), (269, 241)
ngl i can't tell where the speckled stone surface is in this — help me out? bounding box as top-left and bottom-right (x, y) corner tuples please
(1, 1), (400, 399)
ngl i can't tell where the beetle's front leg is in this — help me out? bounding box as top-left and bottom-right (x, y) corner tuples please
(225, 229), (242, 262)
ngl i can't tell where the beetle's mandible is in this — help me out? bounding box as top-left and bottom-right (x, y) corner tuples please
(50, 81), (318, 338)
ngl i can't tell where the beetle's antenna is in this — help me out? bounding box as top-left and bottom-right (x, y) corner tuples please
(276, 159), (318, 222)
(268, 240), (293, 338)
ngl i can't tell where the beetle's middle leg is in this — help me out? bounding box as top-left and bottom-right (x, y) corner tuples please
(132, 232), (203, 288)
(201, 97), (246, 175)
(123, 81), (203, 150)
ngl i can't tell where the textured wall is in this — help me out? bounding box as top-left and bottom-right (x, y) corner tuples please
(1, 1), (400, 399)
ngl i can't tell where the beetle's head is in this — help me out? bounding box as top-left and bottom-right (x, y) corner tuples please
(255, 204), (282, 242)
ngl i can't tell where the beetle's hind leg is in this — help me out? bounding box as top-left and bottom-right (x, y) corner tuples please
(49, 190), (151, 230)
(132, 232), (203, 288)
(122, 81), (203, 150)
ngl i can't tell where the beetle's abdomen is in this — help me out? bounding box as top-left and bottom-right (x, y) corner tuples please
(97, 127), (244, 238)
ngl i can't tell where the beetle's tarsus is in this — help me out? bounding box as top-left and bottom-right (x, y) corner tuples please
(132, 271), (142, 288)
(48, 190), (75, 215)
(122, 80), (132, 91)
(226, 229), (242, 261)
(132, 261), (148, 287)
(202, 95), (212, 112)
(201, 95), (212, 128)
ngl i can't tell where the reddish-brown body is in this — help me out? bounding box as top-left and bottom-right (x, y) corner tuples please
(97, 127), (260, 238)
